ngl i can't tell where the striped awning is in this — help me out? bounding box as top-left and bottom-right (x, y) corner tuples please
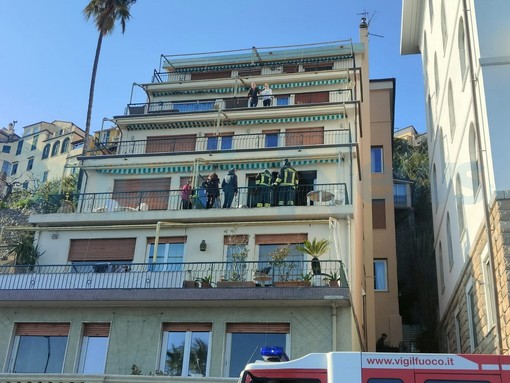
(95, 158), (339, 175)
(126, 120), (227, 130)
(235, 114), (344, 126)
(153, 78), (349, 97)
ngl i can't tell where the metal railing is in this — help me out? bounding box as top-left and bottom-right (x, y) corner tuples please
(45, 183), (348, 214)
(125, 89), (353, 116)
(87, 129), (352, 157)
(0, 260), (348, 290)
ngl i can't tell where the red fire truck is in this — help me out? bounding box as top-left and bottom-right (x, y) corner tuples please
(239, 347), (510, 383)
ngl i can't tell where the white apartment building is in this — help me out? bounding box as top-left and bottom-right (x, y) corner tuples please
(401, 0), (510, 353)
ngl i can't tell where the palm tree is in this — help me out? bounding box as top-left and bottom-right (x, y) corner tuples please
(82, 0), (136, 156)
(296, 238), (329, 275)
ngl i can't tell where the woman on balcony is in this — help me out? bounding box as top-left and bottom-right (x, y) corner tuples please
(247, 82), (260, 107)
(206, 173), (220, 209)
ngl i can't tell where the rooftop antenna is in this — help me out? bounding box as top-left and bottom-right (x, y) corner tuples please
(358, 10), (384, 38)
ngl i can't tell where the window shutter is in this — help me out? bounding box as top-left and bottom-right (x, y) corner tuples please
(285, 127), (324, 146)
(294, 92), (329, 104)
(372, 199), (387, 229)
(226, 323), (290, 333)
(147, 236), (187, 244)
(16, 323), (70, 336)
(255, 234), (307, 245)
(83, 323), (110, 337)
(146, 135), (196, 153)
(113, 178), (171, 210)
(68, 238), (136, 261)
(224, 235), (249, 245)
(162, 323), (212, 332)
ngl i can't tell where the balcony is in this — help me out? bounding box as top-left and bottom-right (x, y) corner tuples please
(87, 129), (353, 157)
(44, 183), (348, 215)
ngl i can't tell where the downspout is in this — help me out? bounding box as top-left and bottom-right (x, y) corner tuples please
(154, 221), (161, 263)
(331, 303), (337, 350)
(462, 0), (502, 353)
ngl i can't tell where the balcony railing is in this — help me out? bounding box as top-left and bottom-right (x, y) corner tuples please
(0, 260), (348, 290)
(46, 183), (348, 214)
(88, 129), (352, 157)
(125, 89), (353, 116)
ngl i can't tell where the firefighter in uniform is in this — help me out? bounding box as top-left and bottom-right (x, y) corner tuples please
(255, 169), (274, 207)
(273, 159), (298, 206)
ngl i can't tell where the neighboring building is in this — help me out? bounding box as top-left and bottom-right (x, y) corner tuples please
(0, 21), (401, 380)
(394, 125), (426, 147)
(0, 120), (84, 195)
(401, 0), (510, 353)
(0, 123), (20, 196)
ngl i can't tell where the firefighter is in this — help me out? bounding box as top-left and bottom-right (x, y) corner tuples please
(255, 169), (274, 207)
(273, 159), (298, 206)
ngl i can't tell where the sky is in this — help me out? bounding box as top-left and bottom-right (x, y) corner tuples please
(0, 0), (425, 136)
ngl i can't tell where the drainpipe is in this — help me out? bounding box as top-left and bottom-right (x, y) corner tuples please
(331, 303), (337, 350)
(462, 0), (502, 353)
(154, 221), (162, 262)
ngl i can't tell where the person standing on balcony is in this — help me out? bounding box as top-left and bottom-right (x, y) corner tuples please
(181, 179), (193, 209)
(222, 168), (238, 208)
(255, 169), (274, 207)
(273, 159), (298, 206)
(247, 82), (260, 107)
(260, 83), (273, 106)
(206, 173), (220, 208)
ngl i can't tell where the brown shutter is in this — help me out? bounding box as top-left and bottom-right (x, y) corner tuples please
(68, 239), (136, 261)
(255, 234), (307, 245)
(372, 199), (387, 229)
(83, 323), (110, 337)
(262, 129), (280, 135)
(226, 323), (290, 333)
(146, 135), (196, 153)
(224, 235), (249, 245)
(162, 323), (212, 332)
(113, 178), (171, 210)
(285, 127), (324, 146)
(16, 323), (70, 336)
(191, 71), (231, 80)
(295, 92), (329, 104)
(205, 132), (234, 137)
(147, 236), (187, 244)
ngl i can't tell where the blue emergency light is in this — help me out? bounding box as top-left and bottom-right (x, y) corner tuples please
(260, 346), (289, 362)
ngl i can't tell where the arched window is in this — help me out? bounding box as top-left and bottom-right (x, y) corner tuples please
(447, 213), (454, 269)
(61, 138), (70, 154)
(432, 164), (439, 211)
(438, 242), (445, 293)
(455, 174), (465, 234)
(458, 17), (467, 80)
(428, 0), (434, 28)
(448, 81), (456, 139)
(426, 95), (435, 138)
(441, 0), (448, 52)
(51, 141), (60, 157)
(434, 53), (440, 100)
(438, 127), (446, 177)
(42, 144), (50, 159)
(469, 123), (480, 195)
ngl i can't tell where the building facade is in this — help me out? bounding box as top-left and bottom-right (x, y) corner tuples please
(0, 23), (401, 380)
(401, 0), (510, 353)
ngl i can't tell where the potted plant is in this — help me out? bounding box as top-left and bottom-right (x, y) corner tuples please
(325, 272), (342, 287)
(195, 275), (214, 288)
(8, 234), (44, 273)
(217, 226), (255, 287)
(296, 238), (329, 275)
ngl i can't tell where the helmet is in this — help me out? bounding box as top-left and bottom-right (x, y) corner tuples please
(283, 159), (290, 166)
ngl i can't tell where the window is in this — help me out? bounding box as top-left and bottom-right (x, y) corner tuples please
(434, 53), (440, 99)
(428, 0), (434, 27)
(26, 157), (34, 171)
(393, 184), (407, 205)
(16, 140), (23, 155)
(226, 323), (289, 377)
(285, 127), (324, 147)
(371, 146), (383, 173)
(224, 234), (250, 281)
(51, 141), (60, 157)
(372, 199), (386, 229)
(42, 171), (49, 183)
(263, 130), (279, 147)
(441, 0), (448, 52)
(432, 165), (438, 210)
(147, 237), (185, 271)
(469, 124), (480, 195)
(206, 134), (233, 151)
(482, 247), (496, 331)
(458, 17), (467, 80)
(438, 242), (445, 293)
(160, 323), (212, 376)
(61, 138), (70, 154)
(22, 181), (29, 190)
(448, 81), (456, 139)
(2, 145), (11, 153)
(113, 178), (171, 210)
(455, 175), (465, 235)
(11, 162), (18, 175)
(68, 238), (135, 272)
(9, 323), (69, 373)
(31, 135), (39, 151)
(466, 279), (478, 350)
(78, 323), (110, 374)
(146, 134), (196, 153)
(446, 213), (454, 269)
(42, 144), (50, 159)
(373, 259), (388, 291)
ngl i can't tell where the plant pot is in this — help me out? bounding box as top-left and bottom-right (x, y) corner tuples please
(328, 280), (340, 287)
(200, 281), (212, 288)
(274, 281), (311, 287)
(182, 280), (197, 288)
(216, 281), (256, 288)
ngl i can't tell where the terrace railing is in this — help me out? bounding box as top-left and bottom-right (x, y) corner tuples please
(0, 260), (347, 290)
(45, 183), (348, 214)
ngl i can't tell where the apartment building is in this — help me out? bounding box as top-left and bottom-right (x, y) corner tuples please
(401, 0), (510, 353)
(0, 120), (84, 196)
(0, 22), (401, 380)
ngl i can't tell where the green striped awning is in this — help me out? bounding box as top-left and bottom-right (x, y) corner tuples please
(126, 121), (224, 130)
(235, 114), (344, 126)
(153, 78), (349, 97)
(95, 158), (339, 175)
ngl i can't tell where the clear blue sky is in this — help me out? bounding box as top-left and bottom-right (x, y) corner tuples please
(0, 0), (425, 136)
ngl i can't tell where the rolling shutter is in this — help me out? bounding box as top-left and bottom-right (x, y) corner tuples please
(224, 235), (249, 245)
(146, 135), (196, 153)
(294, 92), (329, 104)
(162, 323), (212, 332)
(226, 323), (290, 333)
(113, 178), (171, 210)
(285, 127), (324, 146)
(255, 234), (307, 245)
(16, 323), (70, 336)
(68, 238), (136, 262)
(83, 323), (110, 337)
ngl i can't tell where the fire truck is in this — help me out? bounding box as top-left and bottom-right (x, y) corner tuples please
(239, 347), (510, 383)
